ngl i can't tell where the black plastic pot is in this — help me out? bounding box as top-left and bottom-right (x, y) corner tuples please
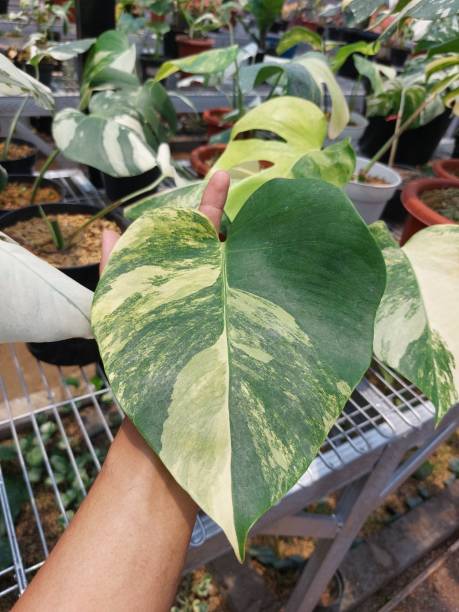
(163, 28), (184, 58)
(0, 203), (128, 366)
(140, 53), (163, 81)
(359, 110), (452, 166)
(0, 174), (65, 216)
(102, 166), (161, 204)
(0, 0), (9, 13)
(25, 60), (54, 88)
(390, 47), (409, 68)
(326, 26), (378, 44)
(0, 138), (37, 174)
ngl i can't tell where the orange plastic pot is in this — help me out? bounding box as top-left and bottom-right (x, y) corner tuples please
(401, 178), (457, 245)
(432, 159), (459, 183)
(176, 35), (214, 58)
(190, 144), (226, 177)
(202, 107), (233, 137)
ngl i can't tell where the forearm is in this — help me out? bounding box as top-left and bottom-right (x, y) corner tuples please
(14, 419), (198, 612)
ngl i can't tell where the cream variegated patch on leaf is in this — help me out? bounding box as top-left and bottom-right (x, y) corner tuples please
(93, 178), (385, 559)
(370, 223), (459, 421)
(0, 233), (93, 342)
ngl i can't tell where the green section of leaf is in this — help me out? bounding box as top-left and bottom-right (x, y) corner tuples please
(0, 231), (93, 342)
(155, 46), (239, 82)
(246, 0), (284, 37)
(276, 26), (323, 55)
(52, 108), (157, 177)
(353, 55), (396, 95)
(330, 41), (380, 73)
(93, 177), (386, 560)
(370, 222), (459, 421)
(291, 139), (356, 187)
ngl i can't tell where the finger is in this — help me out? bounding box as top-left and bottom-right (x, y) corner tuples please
(100, 229), (120, 274)
(199, 170), (230, 233)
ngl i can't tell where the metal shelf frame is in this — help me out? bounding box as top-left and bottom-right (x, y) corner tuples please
(0, 173), (458, 610)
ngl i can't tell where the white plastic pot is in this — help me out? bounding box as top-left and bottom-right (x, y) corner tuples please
(325, 112), (368, 146)
(346, 157), (402, 224)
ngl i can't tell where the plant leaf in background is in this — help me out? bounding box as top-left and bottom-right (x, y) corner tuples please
(276, 26), (323, 55)
(292, 139), (356, 187)
(353, 55), (396, 96)
(155, 46), (239, 82)
(52, 108), (157, 177)
(81, 30), (138, 105)
(246, 0), (285, 39)
(211, 96), (328, 219)
(0, 233), (93, 342)
(294, 53), (349, 138)
(370, 223), (459, 421)
(0, 54), (54, 110)
(93, 177), (386, 560)
(29, 38), (96, 67)
(330, 41), (380, 73)
(125, 182), (205, 221)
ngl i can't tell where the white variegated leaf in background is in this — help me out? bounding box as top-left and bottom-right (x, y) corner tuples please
(29, 38), (96, 67)
(370, 223), (459, 421)
(93, 178), (386, 559)
(0, 233), (93, 342)
(52, 108), (157, 177)
(0, 54), (54, 110)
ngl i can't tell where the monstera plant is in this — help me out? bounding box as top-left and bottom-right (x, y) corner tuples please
(125, 96), (356, 221)
(2, 176), (459, 559)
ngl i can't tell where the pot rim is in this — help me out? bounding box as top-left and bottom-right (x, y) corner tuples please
(0, 202), (127, 273)
(176, 34), (214, 46)
(432, 158), (459, 182)
(401, 177), (458, 226)
(350, 156), (402, 190)
(0, 174), (66, 213)
(0, 137), (38, 160)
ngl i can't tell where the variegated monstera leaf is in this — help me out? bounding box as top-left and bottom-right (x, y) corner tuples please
(92, 178), (386, 559)
(371, 223), (459, 421)
(52, 108), (157, 177)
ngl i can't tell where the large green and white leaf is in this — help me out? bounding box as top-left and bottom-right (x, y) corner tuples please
(210, 96), (328, 219)
(344, 0), (459, 25)
(52, 108), (157, 177)
(125, 182), (205, 220)
(370, 223), (459, 421)
(294, 53), (349, 138)
(276, 26), (323, 55)
(292, 139), (356, 187)
(92, 177), (386, 560)
(29, 38), (96, 67)
(0, 233), (93, 342)
(342, 0), (382, 22)
(155, 46), (239, 82)
(0, 54), (54, 110)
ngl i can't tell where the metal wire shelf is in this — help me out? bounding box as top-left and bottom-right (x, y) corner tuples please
(0, 171), (443, 603)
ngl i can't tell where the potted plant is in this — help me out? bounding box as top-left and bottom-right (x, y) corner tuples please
(173, 0), (223, 57)
(0, 40), (181, 364)
(355, 55), (452, 166)
(2, 173), (459, 565)
(239, 0), (285, 58)
(400, 178), (459, 244)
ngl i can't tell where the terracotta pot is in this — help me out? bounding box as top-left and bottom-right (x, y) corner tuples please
(202, 107), (233, 137)
(432, 159), (459, 183)
(401, 178), (457, 245)
(191, 143), (226, 177)
(176, 35), (214, 58)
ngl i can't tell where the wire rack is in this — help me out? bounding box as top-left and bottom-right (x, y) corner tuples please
(0, 172), (441, 603)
